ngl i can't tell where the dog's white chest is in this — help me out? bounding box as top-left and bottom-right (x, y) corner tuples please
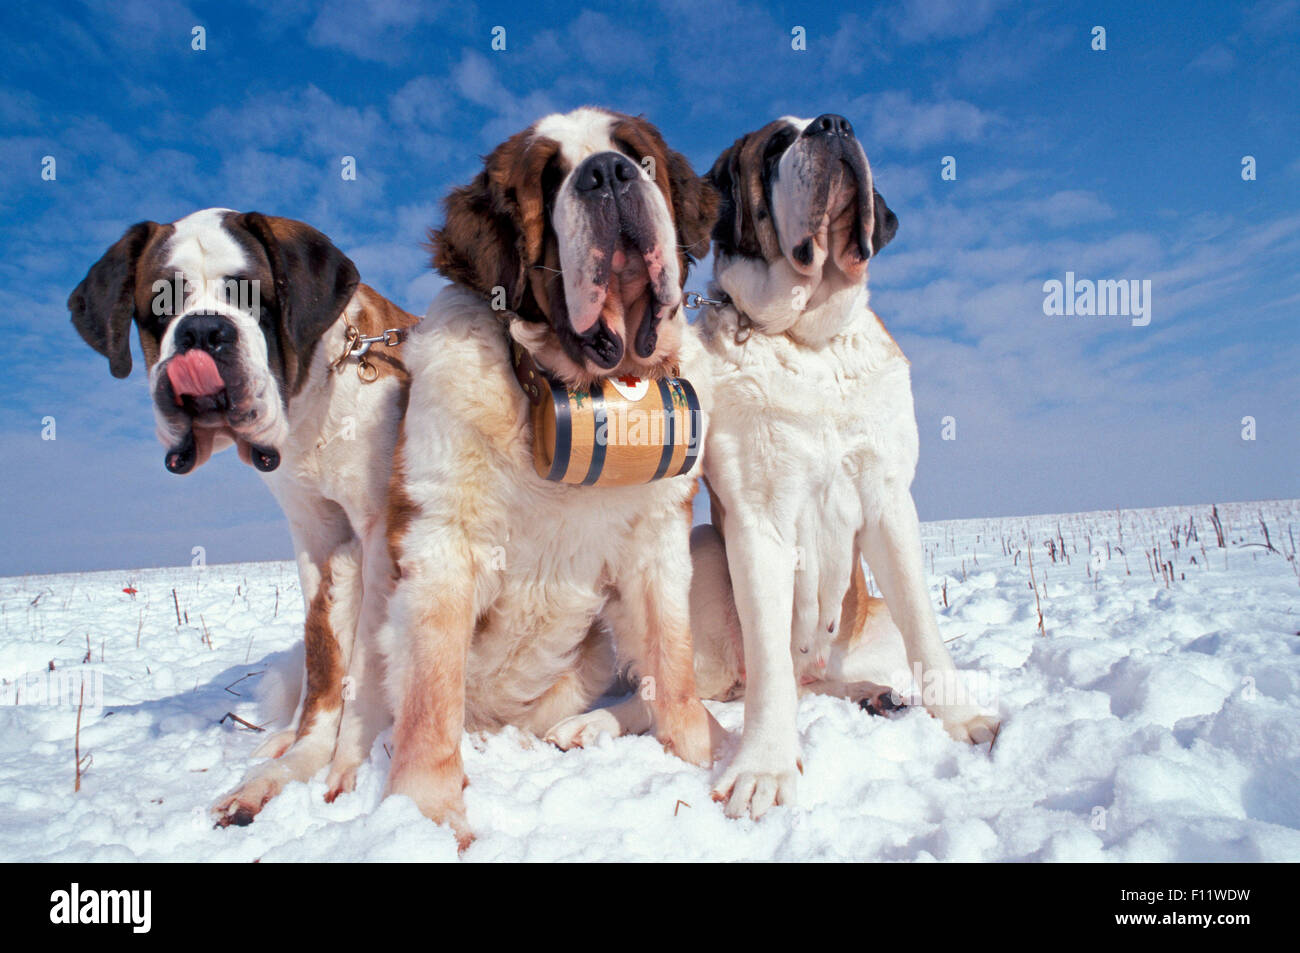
(464, 432), (695, 728)
(705, 317), (916, 506)
(700, 307), (921, 657)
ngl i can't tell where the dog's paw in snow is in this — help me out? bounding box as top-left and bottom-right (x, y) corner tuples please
(546, 709), (622, 750)
(386, 761), (473, 850)
(936, 707), (1000, 745)
(855, 685), (907, 717)
(211, 765), (288, 827)
(213, 735), (338, 825)
(712, 750), (799, 820)
(324, 760), (361, 804)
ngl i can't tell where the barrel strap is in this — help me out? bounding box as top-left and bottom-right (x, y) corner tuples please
(543, 377), (572, 482)
(651, 379), (677, 481)
(511, 341), (548, 406)
(671, 378), (702, 477)
(580, 381), (608, 486)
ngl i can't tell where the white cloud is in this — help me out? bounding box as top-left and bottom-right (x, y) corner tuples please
(1017, 190), (1116, 229)
(567, 10), (657, 74)
(389, 75), (454, 128)
(851, 89), (1004, 151)
(1242, 0), (1300, 39)
(887, 0), (1012, 43)
(306, 0), (451, 63)
(1188, 43), (1237, 73)
(82, 0), (200, 48)
(954, 22), (1072, 86)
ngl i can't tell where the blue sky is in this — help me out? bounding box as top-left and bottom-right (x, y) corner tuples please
(1, 0), (1297, 574)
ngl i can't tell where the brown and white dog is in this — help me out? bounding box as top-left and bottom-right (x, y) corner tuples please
(688, 115), (1000, 819)
(68, 208), (420, 825)
(379, 107), (721, 844)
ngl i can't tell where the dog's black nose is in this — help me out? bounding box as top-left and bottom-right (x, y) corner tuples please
(804, 113), (854, 140)
(573, 151), (638, 195)
(174, 312), (237, 355)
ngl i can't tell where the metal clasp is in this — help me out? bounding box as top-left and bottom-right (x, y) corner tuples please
(353, 327), (406, 358)
(683, 291), (726, 310)
(330, 325), (407, 381)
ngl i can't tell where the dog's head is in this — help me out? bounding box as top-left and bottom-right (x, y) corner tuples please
(68, 208), (359, 475)
(708, 114), (897, 335)
(431, 107), (717, 387)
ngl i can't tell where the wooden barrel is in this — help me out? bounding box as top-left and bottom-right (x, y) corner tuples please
(530, 372), (701, 486)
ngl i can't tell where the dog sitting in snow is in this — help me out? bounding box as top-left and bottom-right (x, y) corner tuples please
(688, 114), (1000, 819)
(68, 209), (419, 825)
(377, 108), (723, 845)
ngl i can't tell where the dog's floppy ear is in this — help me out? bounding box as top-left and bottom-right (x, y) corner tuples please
(668, 150), (719, 272)
(68, 221), (163, 378)
(609, 115), (719, 277)
(431, 129), (559, 314)
(706, 137), (745, 257)
(239, 212), (359, 393)
(662, 146), (719, 276)
(431, 168), (526, 310)
(870, 187), (898, 256)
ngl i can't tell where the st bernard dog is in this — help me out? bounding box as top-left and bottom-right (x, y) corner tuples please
(379, 107), (721, 843)
(68, 209), (420, 825)
(689, 114), (1000, 819)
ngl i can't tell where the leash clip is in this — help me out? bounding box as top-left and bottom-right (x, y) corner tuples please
(683, 290), (751, 345)
(330, 325), (407, 380)
(353, 327), (406, 359)
(683, 291), (727, 311)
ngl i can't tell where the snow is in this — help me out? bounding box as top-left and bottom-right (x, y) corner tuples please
(2, 500), (1297, 862)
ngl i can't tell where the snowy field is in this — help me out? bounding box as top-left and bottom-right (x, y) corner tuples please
(1, 499), (1297, 862)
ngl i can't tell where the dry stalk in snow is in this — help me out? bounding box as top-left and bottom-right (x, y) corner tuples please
(1028, 543), (1045, 636)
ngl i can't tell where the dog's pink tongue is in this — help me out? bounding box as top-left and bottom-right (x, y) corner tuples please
(166, 350), (224, 398)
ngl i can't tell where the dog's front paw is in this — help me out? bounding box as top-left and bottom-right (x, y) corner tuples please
(935, 707), (1000, 745)
(545, 709), (622, 750)
(387, 761), (473, 850)
(711, 750), (799, 820)
(212, 764), (288, 828)
(856, 685), (906, 717)
(323, 759), (361, 804)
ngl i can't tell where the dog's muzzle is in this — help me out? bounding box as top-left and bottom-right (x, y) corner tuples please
(158, 311), (280, 474)
(787, 116), (874, 273)
(560, 152), (680, 368)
